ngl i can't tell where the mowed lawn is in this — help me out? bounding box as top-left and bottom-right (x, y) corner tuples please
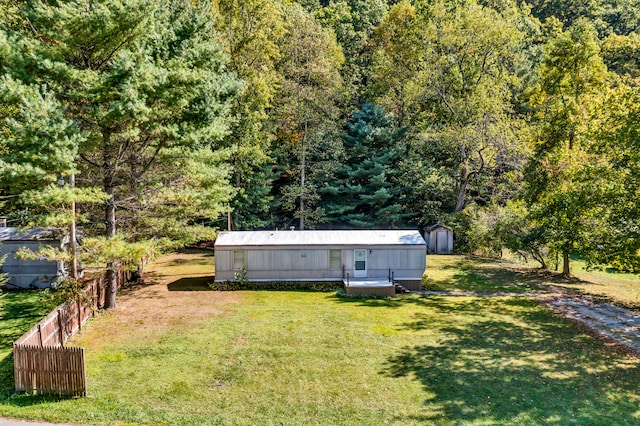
(1, 254), (640, 424)
(0, 290), (56, 397)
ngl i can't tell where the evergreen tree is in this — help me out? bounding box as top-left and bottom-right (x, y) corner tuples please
(1, 0), (240, 308)
(320, 103), (407, 228)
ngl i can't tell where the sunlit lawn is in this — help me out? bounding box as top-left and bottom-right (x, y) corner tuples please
(0, 290), (55, 397)
(426, 255), (640, 310)
(563, 258), (640, 309)
(423, 255), (548, 293)
(0, 253), (638, 424)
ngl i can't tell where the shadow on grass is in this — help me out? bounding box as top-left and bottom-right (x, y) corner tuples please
(0, 291), (53, 350)
(0, 352), (14, 398)
(383, 297), (640, 424)
(167, 276), (215, 291)
(426, 256), (596, 295)
(328, 293), (435, 309)
(0, 290), (59, 400)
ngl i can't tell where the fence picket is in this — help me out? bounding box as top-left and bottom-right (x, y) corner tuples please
(13, 269), (126, 397)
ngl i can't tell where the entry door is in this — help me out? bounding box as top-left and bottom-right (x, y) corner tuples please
(354, 249), (367, 277)
(437, 231), (448, 253)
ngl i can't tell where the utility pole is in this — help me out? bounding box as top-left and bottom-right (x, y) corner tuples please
(69, 173), (78, 280)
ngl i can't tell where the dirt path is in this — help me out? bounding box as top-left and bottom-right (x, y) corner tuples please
(415, 288), (640, 355)
(546, 295), (640, 354)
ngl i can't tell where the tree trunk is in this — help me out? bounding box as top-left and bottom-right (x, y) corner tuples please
(562, 251), (570, 276)
(69, 174), (78, 281)
(455, 167), (468, 212)
(103, 136), (118, 310)
(104, 184), (117, 309)
(299, 120), (307, 231)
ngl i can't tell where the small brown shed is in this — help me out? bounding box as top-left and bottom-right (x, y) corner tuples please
(424, 224), (454, 254)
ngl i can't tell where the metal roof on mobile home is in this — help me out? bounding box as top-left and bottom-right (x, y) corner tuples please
(215, 230), (426, 247)
(0, 227), (56, 241)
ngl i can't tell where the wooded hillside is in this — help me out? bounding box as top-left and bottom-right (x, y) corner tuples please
(1, 0), (639, 286)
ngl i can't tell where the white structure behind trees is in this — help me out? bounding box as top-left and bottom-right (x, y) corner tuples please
(424, 224), (454, 254)
(0, 227), (64, 289)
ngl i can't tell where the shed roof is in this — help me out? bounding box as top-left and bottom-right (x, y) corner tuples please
(0, 227), (57, 241)
(215, 230), (426, 247)
(424, 224), (453, 232)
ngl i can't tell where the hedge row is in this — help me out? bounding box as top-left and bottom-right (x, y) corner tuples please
(208, 280), (342, 292)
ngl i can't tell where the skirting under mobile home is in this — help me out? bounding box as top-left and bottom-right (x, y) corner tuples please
(214, 230), (427, 293)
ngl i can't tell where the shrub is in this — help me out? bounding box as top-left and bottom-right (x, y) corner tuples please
(208, 280), (341, 292)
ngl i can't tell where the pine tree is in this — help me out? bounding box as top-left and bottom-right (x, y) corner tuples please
(320, 103), (408, 228)
(0, 0), (240, 308)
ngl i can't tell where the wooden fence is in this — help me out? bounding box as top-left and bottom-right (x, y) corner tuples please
(13, 345), (86, 396)
(13, 268), (126, 396)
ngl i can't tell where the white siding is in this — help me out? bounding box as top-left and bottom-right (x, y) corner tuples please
(0, 241), (61, 288)
(247, 249), (330, 271)
(215, 245), (426, 282)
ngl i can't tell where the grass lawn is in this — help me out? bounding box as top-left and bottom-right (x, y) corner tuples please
(426, 255), (640, 309)
(0, 290), (56, 397)
(1, 253), (640, 424)
(423, 255), (549, 293)
(560, 258), (640, 309)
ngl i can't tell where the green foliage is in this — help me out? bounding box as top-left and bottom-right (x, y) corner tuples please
(233, 267), (248, 284)
(320, 103), (409, 228)
(124, 147), (234, 246)
(0, 77), (80, 190)
(0, 252), (6, 288)
(602, 32), (640, 80)
(271, 3), (345, 229)
(525, 19), (609, 274)
(369, 1), (422, 126)
(3, 0), (640, 278)
(0, 0), (241, 303)
(371, 0), (531, 223)
(81, 234), (158, 270)
(39, 278), (90, 307)
(208, 279), (340, 292)
(214, 0), (286, 230)
(527, 0), (640, 35)
(585, 83), (640, 272)
(314, 0), (388, 103)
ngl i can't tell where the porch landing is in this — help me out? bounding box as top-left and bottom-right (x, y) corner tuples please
(344, 279), (396, 297)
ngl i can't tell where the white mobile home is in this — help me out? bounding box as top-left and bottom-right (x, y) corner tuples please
(214, 230), (427, 290)
(0, 227), (64, 289)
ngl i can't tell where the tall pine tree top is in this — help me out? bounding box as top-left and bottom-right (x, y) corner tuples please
(320, 103), (408, 229)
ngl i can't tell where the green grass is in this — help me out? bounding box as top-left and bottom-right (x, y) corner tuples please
(423, 255), (548, 293)
(1, 253), (640, 424)
(485, 252), (640, 310)
(426, 255), (640, 310)
(559, 258), (640, 309)
(0, 290), (56, 396)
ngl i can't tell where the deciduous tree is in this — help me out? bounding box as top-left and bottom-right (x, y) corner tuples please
(273, 4), (344, 230)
